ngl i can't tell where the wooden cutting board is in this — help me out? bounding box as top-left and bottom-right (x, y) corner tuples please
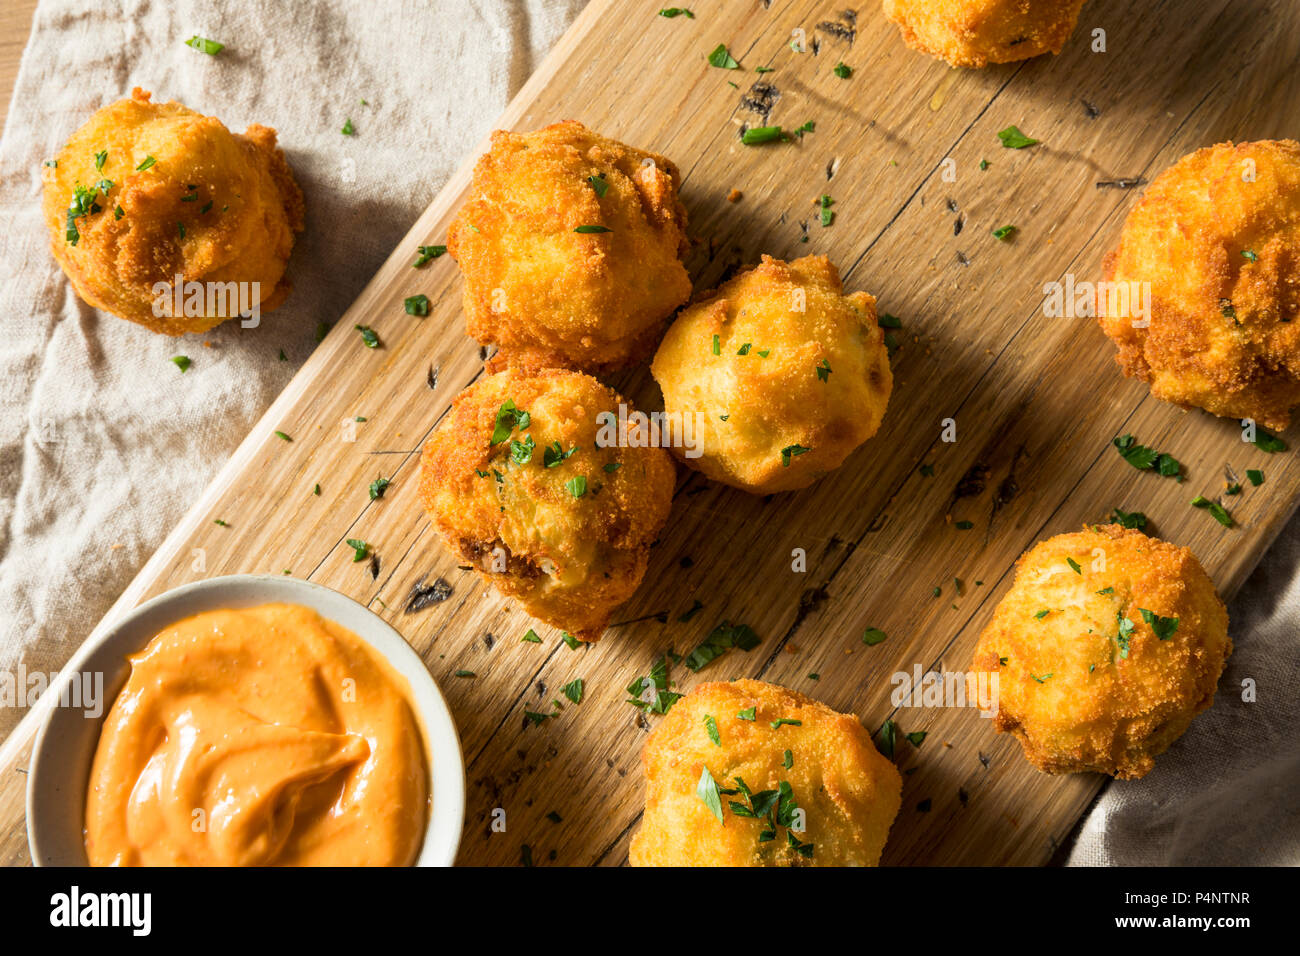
(3, 0), (1299, 867)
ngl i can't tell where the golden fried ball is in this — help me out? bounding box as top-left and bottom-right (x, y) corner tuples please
(41, 88), (304, 335)
(446, 121), (691, 372)
(972, 525), (1231, 779)
(1099, 140), (1300, 429)
(650, 255), (892, 494)
(418, 367), (675, 641)
(629, 680), (902, 866)
(882, 0), (1087, 67)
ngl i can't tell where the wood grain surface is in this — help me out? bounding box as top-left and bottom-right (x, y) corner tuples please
(3, 0), (1299, 867)
(0, 0), (38, 133)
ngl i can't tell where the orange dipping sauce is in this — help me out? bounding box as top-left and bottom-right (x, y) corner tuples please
(84, 603), (429, 866)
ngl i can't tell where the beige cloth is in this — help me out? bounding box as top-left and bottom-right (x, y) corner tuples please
(1, 0), (1295, 867)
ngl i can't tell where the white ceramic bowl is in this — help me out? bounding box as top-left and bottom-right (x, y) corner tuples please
(27, 574), (465, 866)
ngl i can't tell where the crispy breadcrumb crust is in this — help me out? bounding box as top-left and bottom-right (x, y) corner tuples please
(447, 120), (691, 372)
(882, 0), (1087, 67)
(650, 255), (892, 494)
(972, 525), (1231, 779)
(629, 680), (902, 866)
(418, 367), (675, 641)
(1099, 140), (1300, 429)
(42, 88), (304, 335)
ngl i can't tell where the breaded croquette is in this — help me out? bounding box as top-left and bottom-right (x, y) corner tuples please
(418, 367), (675, 641)
(882, 0), (1088, 68)
(972, 525), (1231, 779)
(447, 121), (691, 372)
(42, 88), (304, 334)
(631, 681), (904, 868)
(1099, 140), (1300, 429)
(630, 679), (902, 866)
(650, 255), (892, 494)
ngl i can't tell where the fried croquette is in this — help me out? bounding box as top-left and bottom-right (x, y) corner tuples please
(972, 525), (1231, 779)
(42, 88), (304, 335)
(418, 367), (675, 641)
(882, 0), (1088, 67)
(650, 255), (892, 494)
(629, 680), (902, 866)
(1099, 140), (1300, 429)
(446, 120), (691, 372)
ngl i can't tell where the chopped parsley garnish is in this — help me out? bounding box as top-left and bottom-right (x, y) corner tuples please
(313, 483), (321, 495)
(815, 358), (832, 382)
(170, 355), (191, 373)
(565, 475), (587, 498)
(1242, 249), (1258, 263)
(1113, 434), (1182, 479)
(413, 244), (446, 267)
(454, 670), (476, 678)
(355, 324), (381, 348)
(345, 538), (370, 562)
(876, 718), (897, 759)
(879, 312), (903, 329)
(561, 632), (582, 650)
(954, 520), (974, 530)
(603, 461), (621, 473)
(992, 224), (1017, 241)
(562, 678), (584, 704)
(543, 441), (576, 467)
(704, 714), (721, 746)
(697, 767), (725, 821)
(94, 150), (107, 170)
(522, 628), (542, 643)
(741, 125), (786, 145)
(737, 343), (752, 355)
(782, 750), (793, 769)
(997, 125), (1039, 148)
(274, 430), (292, 442)
(368, 476), (390, 500)
(1116, 612), (1135, 658)
(1031, 673), (1054, 683)
(1191, 495), (1233, 527)
(491, 400), (528, 444)
(905, 731), (927, 747)
(833, 61), (851, 78)
(185, 35), (224, 55)
(1248, 425), (1287, 452)
(587, 174), (608, 197)
(404, 294), (430, 316)
(1066, 557), (1082, 575)
(342, 118), (356, 136)
(574, 224), (611, 233)
(1247, 469), (1264, 486)
(1139, 609), (1180, 639)
(819, 194), (834, 226)
(1109, 507), (1148, 530)
(659, 7), (695, 18)
(626, 655), (681, 714)
(862, 627), (888, 646)
(770, 718), (802, 729)
(780, 444), (810, 467)
(510, 435), (535, 464)
(737, 707), (756, 721)
(136, 155), (157, 171)
(711, 334), (720, 355)
(684, 621), (761, 672)
(707, 43), (739, 69)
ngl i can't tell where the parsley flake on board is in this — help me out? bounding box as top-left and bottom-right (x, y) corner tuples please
(368, 476), (390, 500)
(707, 43), (739, 69)
(355, 324), (381, 348)
(1191, 495), (1233, 527)
(170, 355), (191, 373)
(1109, 507), (1148, 530)
(741, 126), (787, 146)
(997, 125), (1039, 148)
(1248, 425), (1287, 452)
(346, 538), (370, 562)
(659, 8), (695, 18)
(1113, 434), (1182, 479)
(684, 621), (760, 672)
(413, 244), (446, 267)
(862, 627), (888, 646)
(404, 294), (430, 316)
